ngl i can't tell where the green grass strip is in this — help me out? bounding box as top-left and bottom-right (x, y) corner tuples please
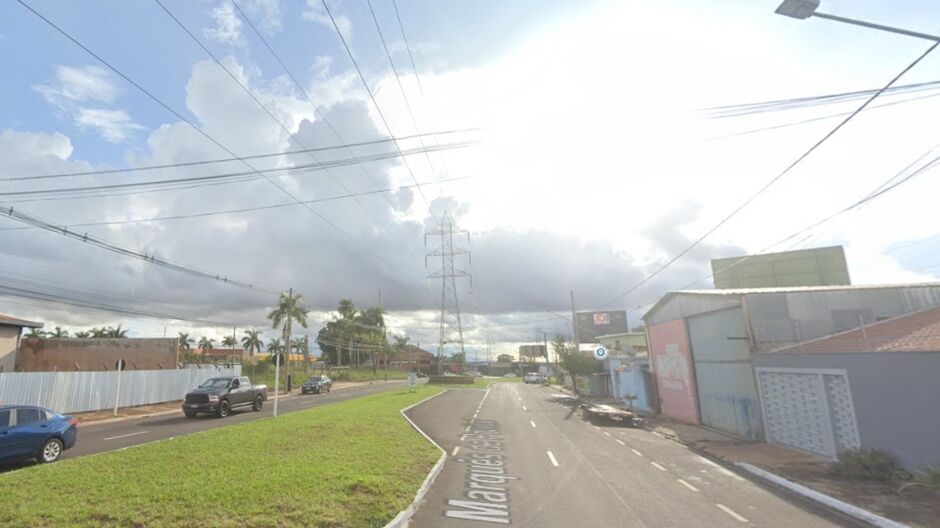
(0, 385), (444, 527)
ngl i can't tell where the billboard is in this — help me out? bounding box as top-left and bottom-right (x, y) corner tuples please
(575, 310), (628, 343)
(711, 245), (850, 289)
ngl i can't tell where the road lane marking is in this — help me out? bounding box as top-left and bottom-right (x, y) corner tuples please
(452, 446), (460, 456)
(677, 479), (700, 492)
(602, 431), (612, 437)
(546, 451), (559, 467)
(522, 405), (527, 411)
(631, 449), (644, 457)
(650, 462), (667, 471)
(592, 425), (600, 430)
(716, 504), (748, 523)
(103, 431), (149, 441)
(529, 420), (537, 428)
(615, 439), (625, 446)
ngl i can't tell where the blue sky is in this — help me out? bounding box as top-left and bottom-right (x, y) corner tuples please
(2, 1), (940, 355)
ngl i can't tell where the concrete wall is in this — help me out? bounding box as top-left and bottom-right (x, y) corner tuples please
(16, 338), (179, 372)
(607, 357), (653, 412)
(648, 319), (699, 423)
(0, 326), (19, 373)
(754, 351), (940, 470)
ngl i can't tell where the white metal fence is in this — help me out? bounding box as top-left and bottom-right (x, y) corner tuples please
(0, 366), (241, 414)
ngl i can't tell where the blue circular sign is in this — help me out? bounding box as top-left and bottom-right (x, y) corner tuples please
(594, 346), (607, 360)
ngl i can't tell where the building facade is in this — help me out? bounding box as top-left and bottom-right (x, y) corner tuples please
(0, 314), (43, 373)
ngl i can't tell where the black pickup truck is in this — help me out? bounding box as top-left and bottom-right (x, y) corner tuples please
(182, 376), (268, 418)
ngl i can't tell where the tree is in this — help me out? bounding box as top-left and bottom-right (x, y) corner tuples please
(268, 291), (309, 391)
(222, 335), (236, 349)
(496, 353), (514, 363)
(316, 300), (389, 369)
(241, 329), (263, 357)
(49, 326), (69, 338)
(554, 333), (602, 394)
(198, 336), (215, 352)
(25, 327), (46, 338)
(74, 330), (90, 339)
(291, 337), (305, 357)
(90, 327), (108, 338)
(106, 325), (128, 338)
(178, 332), (194, 350)
(266, 338), (283, 355)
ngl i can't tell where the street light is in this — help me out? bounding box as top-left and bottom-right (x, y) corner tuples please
(775, 0), (940, 42)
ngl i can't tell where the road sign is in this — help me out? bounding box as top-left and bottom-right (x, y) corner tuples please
(594, 346), (608, 360)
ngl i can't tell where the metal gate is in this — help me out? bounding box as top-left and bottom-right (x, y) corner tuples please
(687, 308), (762, 440)
(756, 368), (860, 459)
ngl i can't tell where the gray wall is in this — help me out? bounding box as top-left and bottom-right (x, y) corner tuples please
(754, 351), (940, 470)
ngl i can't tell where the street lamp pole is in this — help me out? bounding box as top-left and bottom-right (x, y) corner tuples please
(776, 0), (940, 42)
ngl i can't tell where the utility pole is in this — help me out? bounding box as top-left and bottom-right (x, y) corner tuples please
(544, 332), (549, 365)
(283, 288), (292, 393)
(570, 290), (580, 354)
(426, 210), (471, 374)
(231, 326), (236, 368)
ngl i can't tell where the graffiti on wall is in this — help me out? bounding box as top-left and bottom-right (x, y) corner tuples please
(648, 319), (699, 424)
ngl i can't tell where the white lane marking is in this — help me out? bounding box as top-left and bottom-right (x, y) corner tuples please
(716, 504), (748, 523)
(603, 431), (612, 437)
(522, 405), (527, 411)
(592, 425), (600, 430)
(546, 451), (559, 467)
(103, 431), (149, 441)
(615, 439), (625, 446)
(631, 449), (644, 457)
(650, 462), (667, 471)
(529, 420), (537, 428)
(452, 446), (461, 456)
(677, 479), (700, 492)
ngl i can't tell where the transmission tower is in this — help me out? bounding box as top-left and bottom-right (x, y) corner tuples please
(426, 210), (471, 373)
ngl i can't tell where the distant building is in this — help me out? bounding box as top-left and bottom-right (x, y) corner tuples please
(0, 314), (43, 373)
(711, 245), (850, 289)
(755, 306), (940, 470)
(644, 282), (940, 441)
(596, 332), (648, 357)
(377, 345), (433, 372)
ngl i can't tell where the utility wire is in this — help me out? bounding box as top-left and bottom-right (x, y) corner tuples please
(605, 41), (940, 308)
(19, 0), (412, 281)
(320, 0), (434, 211)
(154, 0), (422, 261)
(364, 0), (442, 195)
(0, 176), (471, 232)
(4, 127), (481, 182)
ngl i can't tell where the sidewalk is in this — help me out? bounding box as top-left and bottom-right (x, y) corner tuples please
(645, 416), (940, 528)
(72, 380), (381, 426)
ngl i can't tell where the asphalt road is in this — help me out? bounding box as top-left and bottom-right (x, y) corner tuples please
(0, 379), (407, 473)
(408, 382), (855, 527)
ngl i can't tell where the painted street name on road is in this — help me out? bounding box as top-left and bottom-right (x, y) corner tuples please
(445, 418), (516, 524)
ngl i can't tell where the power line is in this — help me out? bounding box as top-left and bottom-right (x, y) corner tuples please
(0, 141), (474, 200)
(0, 175), (471, 232)
(364, 0), (442, 195)
(3, 127), (481, 183)
(605, 41), (940, 308)
(18, 0), (412, 281)
(1, 203), (279, 293)
(320, 0), (434, 211)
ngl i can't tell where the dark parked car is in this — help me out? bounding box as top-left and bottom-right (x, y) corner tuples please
(182, 376), (268, 418)
(301, 375), (332, 394)
(0, 405), (78, 464)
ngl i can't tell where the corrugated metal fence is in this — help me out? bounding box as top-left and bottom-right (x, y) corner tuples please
(0, 366), (241, 414)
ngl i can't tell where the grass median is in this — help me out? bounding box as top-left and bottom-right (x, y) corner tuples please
(0, 385), (444, 528)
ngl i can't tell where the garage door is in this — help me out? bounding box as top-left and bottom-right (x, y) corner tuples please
(756, 368), (860, 459)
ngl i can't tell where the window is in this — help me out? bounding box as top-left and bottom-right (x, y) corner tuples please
(15, 408), (43, 426)
(0, 410), (10, 428)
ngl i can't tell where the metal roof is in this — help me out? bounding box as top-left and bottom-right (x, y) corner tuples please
(0, 313), (43, 329)
(643, 282), (940, 321)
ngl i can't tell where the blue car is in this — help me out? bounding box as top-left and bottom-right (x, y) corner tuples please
(0, 405), (78, 464)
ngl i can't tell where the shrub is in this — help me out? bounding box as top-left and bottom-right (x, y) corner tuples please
(831, 448), (902, 482)
(899, 466), (940, 492)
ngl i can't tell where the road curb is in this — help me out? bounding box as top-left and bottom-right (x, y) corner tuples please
(736, 463), (909, 528)
(384, 389), (449, 528)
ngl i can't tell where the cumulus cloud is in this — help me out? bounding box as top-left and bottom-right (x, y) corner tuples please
(204, 2), (244, 46)
(33, 65), (144, 143)
(303, 0), (351, 41)
(240, 0), (282, 33)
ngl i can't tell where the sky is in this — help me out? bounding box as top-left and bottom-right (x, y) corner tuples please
(2, 0), (940, 360)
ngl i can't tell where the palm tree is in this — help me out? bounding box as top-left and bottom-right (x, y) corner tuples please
(106, 325), (128, 338)
(178, 332), (194, 351)
(73, 330), (90, 339)
(25, 327), (46, 338)
(266, 338), (283, 354)
(267, 291), (309, 391)
(337, 299), (357, 320)
(222, 335), (237, 349)
(198, 336), (215, 353)
(90, 327), (108, 338)
(359, 306), (386, 372)
(291, 337), (305, 366)
(49, 326), (69, 338)
(241, 329), (263, 357)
